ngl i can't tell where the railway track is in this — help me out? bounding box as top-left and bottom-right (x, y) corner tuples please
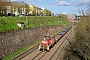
(32, 51), (47, 60)
(49, 30), (72, 60)
(49, 37), (67, 60)
(11, 26), (72, 60)
(11, 44), (39, 60)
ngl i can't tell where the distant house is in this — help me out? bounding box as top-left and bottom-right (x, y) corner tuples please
(29, 4), (34, 15)
(29, 4), (43, 16)
(12, 1), (26, 15)
(0, 1), (12, 14)
(37, 7), (42, 15)
(66, 14), (76, 22)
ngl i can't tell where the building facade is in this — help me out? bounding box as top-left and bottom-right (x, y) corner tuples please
(12, 1), (26, 16)
(66, 14), (76, 22)
(29, 4), (43, 16)
(29, 4), (34, 15)
(0, 0), (12, 14)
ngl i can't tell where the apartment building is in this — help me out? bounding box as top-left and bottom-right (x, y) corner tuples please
(29, 4), (43, 16)
(29, 4), (34, 15)
(12, 1), (26, 15)
(0, 0), (12, 14)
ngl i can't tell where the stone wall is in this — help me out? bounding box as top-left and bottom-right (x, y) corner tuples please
(0, 25), (64, 59)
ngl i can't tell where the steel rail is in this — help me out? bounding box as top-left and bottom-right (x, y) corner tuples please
(56, 31), (72, 60)
(32, 51), (47, 60)
(11, 44), (39, 60)
(49, 27), (72, 60)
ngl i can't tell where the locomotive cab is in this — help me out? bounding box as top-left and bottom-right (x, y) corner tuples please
(39, 34), (55, 51)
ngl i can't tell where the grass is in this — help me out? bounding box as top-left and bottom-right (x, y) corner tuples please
(0, 16), (69, 32)
(87, 55), (90, 60)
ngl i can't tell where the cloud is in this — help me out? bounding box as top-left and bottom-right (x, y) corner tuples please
(48, 0), (59, 4)
(38, 0), (43, 2)
(48, 0), (90, 6)
(58, 1), (70, 6)
(71, 0), (90, 6)
(29, 0), (32, 1)
(11, 0), (24, 1)
(48, 0), (70, 6)
(28, 0), (32, 2)
(86, 0), (90, 5)
(55, 0), (59, 3)
(48, 2), (55, 4)
(62, 12), (67, 14)
(11, 0), (43, 2)
(73, 1), (85, 6)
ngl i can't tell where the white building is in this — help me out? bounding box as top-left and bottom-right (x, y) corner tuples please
(29, 4), (34, 15)
(41, 6), (45, 10)
(12, 1), (26, 15)
(29, 4), (43, 16)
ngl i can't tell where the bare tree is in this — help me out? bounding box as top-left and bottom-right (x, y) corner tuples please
(86, 4), (90, 16)
(77, 6), (85, 16)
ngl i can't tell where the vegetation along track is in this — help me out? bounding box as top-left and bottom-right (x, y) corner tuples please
(11, 44), (39, 60)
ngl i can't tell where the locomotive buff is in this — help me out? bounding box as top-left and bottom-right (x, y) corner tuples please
(39, 34), (56, 51)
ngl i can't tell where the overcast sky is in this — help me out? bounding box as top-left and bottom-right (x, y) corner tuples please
(11, 0), (90, 15)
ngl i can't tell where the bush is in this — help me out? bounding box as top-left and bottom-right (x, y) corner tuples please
(63, 16), (90, 60)
(0, 13), (5, 17)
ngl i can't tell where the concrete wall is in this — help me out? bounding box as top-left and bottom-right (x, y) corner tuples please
(0, 25), (64, 59)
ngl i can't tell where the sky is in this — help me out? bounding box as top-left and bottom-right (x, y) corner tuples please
(11, 0), (90, 15)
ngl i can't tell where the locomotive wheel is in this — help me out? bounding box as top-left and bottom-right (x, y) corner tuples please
(51, 43), (54, 48)
(47, 50), (49, 52)
(55, 41), (57, 44)
(51, 44), (53, 48)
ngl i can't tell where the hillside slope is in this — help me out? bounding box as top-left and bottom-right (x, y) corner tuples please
(0, 16), (69, 32)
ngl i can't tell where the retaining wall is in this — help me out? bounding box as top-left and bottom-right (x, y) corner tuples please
(0, 25), (64, 59)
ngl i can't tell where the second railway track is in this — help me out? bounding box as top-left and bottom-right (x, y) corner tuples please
(49, 29), (72, 60)
(32, 51), (47, 60)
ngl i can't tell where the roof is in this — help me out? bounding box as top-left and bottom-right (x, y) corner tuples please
(0, 2), (12, 6)
(12, 1), (25, 4)
(37, 7), (42, 10)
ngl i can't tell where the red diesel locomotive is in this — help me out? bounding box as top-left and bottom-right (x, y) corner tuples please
(39, 35), (56, 51)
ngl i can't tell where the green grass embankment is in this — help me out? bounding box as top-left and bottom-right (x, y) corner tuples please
(0, 16), (69, 32)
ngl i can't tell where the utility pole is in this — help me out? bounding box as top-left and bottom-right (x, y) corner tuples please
(36, 8), (37, 16)
(26, 16), (28, 26)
